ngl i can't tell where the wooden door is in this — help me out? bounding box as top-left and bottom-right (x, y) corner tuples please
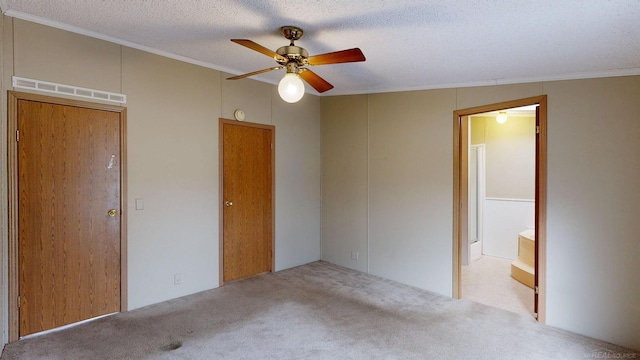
(534, 102), (548, 321)
(17, 99), (122, 337)
(534, 105), (540, 317)
(221, 120), (274, 282)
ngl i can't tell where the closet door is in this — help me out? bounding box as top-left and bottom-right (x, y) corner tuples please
(221, 119), (274, 282)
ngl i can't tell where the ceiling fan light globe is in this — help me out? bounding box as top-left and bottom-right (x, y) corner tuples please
(278, 73), (305, 103)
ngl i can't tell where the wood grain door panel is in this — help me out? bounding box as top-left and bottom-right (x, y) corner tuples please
(222, 121), (274, 282)
(17, 99), (121, 337)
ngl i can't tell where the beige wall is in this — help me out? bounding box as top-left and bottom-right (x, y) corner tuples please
(471, 115), (536, 199)
(122, 47), (221, 308)
(367, 89), (456, 294)
(321, 95), (369, 273)
(543, 76), (640, 349)
(1, 17), (321, 343)
(271, 86), (322, 270)
(13, 19), (121, 92)
(321, 79), (640, 350)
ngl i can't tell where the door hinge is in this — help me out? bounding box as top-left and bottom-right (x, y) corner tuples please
(17, 296), (20, 309)
(16, 130), (19, 142)
(536, 126), (540, 134)
(535, 285), (539, 294)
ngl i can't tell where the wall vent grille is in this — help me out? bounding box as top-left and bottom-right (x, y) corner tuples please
(12, 76), (127, 104)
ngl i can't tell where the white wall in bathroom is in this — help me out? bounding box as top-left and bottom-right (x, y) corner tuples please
(483, 198), (534, 259)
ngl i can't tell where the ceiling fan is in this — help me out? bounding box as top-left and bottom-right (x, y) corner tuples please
(228, 26), (366, 103)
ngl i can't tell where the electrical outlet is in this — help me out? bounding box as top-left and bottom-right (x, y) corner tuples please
(351, 251), (359, 261)
(174, 273), (183, 285)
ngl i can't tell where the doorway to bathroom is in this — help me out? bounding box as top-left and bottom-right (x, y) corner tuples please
(464, 107), (536, 317)
(453, 95), (547, 322)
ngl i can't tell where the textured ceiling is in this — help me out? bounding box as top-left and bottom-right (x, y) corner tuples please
(1, 0), (639, 96)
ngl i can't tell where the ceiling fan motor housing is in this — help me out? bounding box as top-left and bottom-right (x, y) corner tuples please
(276, 46), (309, 65)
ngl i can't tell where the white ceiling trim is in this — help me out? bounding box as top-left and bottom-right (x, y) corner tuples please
(326, 65), (640, 96)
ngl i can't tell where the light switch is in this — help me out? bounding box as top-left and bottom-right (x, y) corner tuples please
(135, 198), (144, 210)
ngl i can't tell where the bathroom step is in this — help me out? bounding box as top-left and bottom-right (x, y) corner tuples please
(511, 259), (534, 289)
(517, 229), (535, 268)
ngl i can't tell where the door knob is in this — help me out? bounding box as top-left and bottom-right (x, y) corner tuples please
(108, 209), (118, 217)
(225, 201), (233, 207)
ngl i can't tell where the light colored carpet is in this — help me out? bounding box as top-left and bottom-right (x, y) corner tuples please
(1, 261), (637, 359)
(462, 255), (534, 317)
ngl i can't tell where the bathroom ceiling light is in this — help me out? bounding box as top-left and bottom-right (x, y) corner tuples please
(496, 111), (508, 124)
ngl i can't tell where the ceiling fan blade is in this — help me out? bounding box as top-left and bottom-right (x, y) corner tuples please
(231, 39), (287, 62)
(307, 48), (366, 66)
(298, 68), (334, 93)
(227, 66), (284, 80)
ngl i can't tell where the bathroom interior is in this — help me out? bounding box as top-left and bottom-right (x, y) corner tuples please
(462, 105), (537, 318)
